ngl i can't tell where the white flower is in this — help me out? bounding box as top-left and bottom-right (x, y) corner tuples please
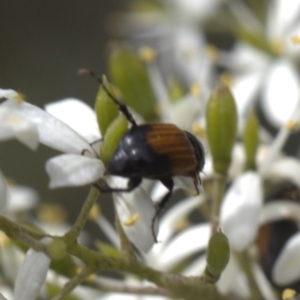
(0, 89), (39, 150)
(15, 98), (105, 188)
(225, 1), (300, 127)
(14, 238), (51, 300)
(0, 293), (9, 300)
(220, 171), (263, 251)
(111, 178), (158, 252)
(272, 232), (300, 286)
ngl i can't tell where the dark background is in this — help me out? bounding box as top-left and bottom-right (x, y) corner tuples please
(0, 1), (125, 224)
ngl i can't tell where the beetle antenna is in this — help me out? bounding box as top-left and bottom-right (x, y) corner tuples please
(78, 68), (137, 127)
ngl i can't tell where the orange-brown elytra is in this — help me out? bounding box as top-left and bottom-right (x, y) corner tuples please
(79, 69), (205, 239)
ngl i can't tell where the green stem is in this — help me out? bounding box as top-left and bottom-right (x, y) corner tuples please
(64, 186), (99, 244)
(51, 266), (93, 300)
(67, 242), (222, 299)
(114, 215), (136, 259)
(210, 173), (227, 235)
(0, 215), (46, 250)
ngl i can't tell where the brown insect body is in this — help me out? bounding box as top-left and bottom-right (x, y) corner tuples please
(107, 123), (204, 189)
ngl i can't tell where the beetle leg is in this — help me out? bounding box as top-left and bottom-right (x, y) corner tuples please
(193, 174), (201, 195)
(151, 177), (174, 242)
(94, 177), (142, 193)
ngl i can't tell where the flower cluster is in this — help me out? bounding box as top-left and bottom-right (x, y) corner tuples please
(1, 1), (300, 300)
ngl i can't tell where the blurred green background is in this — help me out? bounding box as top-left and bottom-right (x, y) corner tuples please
(0, 1), (124, 225)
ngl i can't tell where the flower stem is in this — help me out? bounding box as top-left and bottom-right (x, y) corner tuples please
(51, 266), (93, 300)
(64, 186), (99, 244)
(0, 215), (46, 249)
(210, 173), (227, 235)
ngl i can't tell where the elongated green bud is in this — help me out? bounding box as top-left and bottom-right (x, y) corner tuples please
(243, 109), (259, 170)
(205, 230), (230, 281)
(108, 48), (158, 121)
(100, 115), (128, 165)
(206, 85), (237, 175)
(94, 76), (119, 137)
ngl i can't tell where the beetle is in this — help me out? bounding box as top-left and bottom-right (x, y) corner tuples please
(80, 69), (205, 237)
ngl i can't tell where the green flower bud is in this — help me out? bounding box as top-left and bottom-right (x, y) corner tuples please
(108, 48), (158, 121)
(94, 76), (119, 137)
(206, 85), (237, 175)
(47, 238), (66, 260)
(206, 230), (230, 279)
(100, 115), (128, 166)
(243, 109), (259, 170)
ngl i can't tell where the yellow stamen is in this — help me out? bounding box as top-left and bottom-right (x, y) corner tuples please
(174, 218), (189, 232)
(192, 123), (206, 138)
(37, 203), (67, 224)
(138, 46), (157, 62)
(88, 204), (101, 221)
(0, 232), (10, 247)
(291, 35), (300, 45)
(205, 45), (219, 62)
(190, 82), (202, 97)
(282, 289), (296, 300)
(15, 92), (26, 103)
(123, 213), (139, 226)
(220, 72), (235, 87)
(286, 120), (298, 131)
(86, 273), (96, 283)
(270, 38), (284, 55)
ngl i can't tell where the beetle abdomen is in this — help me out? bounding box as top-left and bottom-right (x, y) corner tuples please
(146, 124), (200, 175)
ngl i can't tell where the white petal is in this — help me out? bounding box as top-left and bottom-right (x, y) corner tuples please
(182, 254), (206, 276)
(95, 215), (120, 248)
(0, 107), (39, 150)
(231, 72), (263, 119)
(230, 43), (270, 72)
(0, 171), (7, 212)
(166, 0), (219, 21)
(168, 94), (203, 129)
(261, 59), (300, 127)
(217, 254), (244, 296)
(228, 144), (246, 179)
(156, 195), (205, 243)
(0, 293), (8, 300)
(267, 157), (300, 188)
(155, 223), (210, 271)
(113, 184), (157, 252)
(14, 240), (51, 300)
(0, 243), (23, 282)
(172, 25), (212, 85)
(266, 0), (300, 40)
(17, 102), (95, 154)
(173, 176), (200, 194)
(7, 185), (38, 212)
(220, 172), (263, 251)
(0, 89), (19, 100)
(45, 99), (100, 143)
(260, 201), (300, 225)
(252, 261), (278, 300)
(272, 232), (300, 285)
(46, 154), (105, 188)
